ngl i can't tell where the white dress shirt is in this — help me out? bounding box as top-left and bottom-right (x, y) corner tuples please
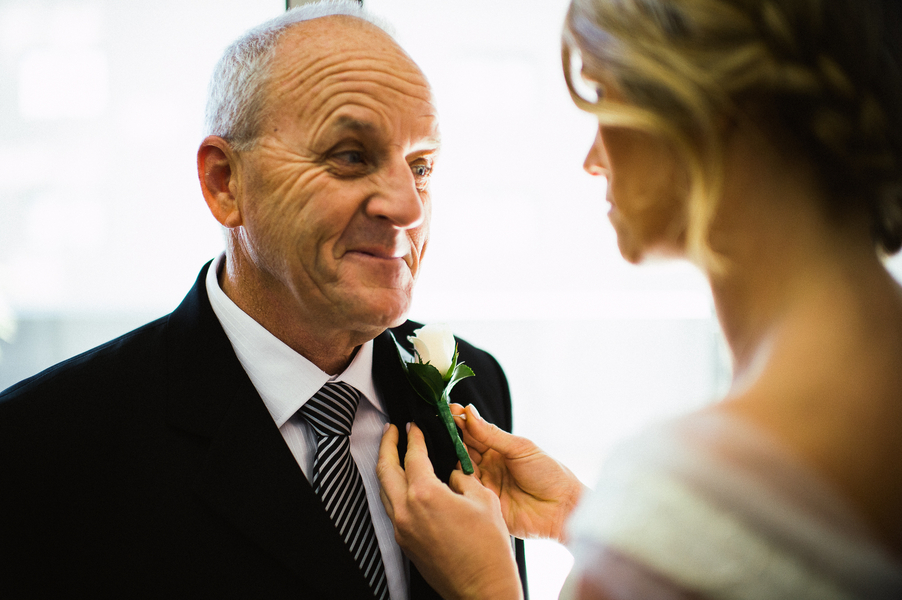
(205, 254), (408, 600)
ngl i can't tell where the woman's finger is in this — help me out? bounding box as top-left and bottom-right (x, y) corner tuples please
(456, 409), (490, 454)
(376, 423), (406, 519)
(379, 487), (394, 521)
(402, 422), (440, 483)
(462, 404), (524, 458)
(448, 468), (489, 497)
(465, 439), (485, 469)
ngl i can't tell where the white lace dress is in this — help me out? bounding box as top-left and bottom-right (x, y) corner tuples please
(561, 413), (902, 600)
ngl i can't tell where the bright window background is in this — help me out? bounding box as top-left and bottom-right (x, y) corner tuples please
(365, 2), (725, 595)
(3, 1), (901, 598)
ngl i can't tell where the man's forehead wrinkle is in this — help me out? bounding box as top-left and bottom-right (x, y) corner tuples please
(280, 65), (438, 144)
(301, 80), (436, 128)
(306, 100), (439, 151)
(263, 22), (439, 155)
(274, 53), (432, 105)
(272, 26), (427, 88)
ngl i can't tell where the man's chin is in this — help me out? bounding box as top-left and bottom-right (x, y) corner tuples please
(373, 303), (411, 331)
(341, 292), (411, 333)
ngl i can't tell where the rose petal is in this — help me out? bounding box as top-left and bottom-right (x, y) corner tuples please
(410, 336), (431, 366)
(410, 323), (455, 376)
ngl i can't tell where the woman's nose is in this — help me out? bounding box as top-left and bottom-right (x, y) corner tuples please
(583, 127), (609, 176)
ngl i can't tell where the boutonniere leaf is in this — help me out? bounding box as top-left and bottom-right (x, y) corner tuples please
(391, 324), (475, 474)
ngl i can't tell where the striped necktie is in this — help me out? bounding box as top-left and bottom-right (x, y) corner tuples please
(299, 381), (389, 600)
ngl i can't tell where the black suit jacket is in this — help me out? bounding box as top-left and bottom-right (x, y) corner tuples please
(0, 264), (527, 599)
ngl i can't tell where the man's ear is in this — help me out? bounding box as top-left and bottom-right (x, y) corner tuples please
(198, 135), (243, 228)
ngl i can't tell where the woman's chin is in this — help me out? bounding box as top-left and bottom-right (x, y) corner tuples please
(615, 239), (645, 264)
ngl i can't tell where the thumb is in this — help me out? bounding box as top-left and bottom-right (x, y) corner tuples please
(448, 469), (489, 496)
(461, 404), (526, 458)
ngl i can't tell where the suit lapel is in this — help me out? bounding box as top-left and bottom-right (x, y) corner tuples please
(372, 328), (459, 483)
(193, 379), (373, 599)
(163, 264), (373, 599)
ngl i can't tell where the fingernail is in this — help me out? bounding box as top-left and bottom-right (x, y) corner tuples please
(406, 422), (412, 433)
(382, 422), (390, 434)
(467, 404), (481, 420)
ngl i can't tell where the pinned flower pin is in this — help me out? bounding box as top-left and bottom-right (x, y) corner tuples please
(392, 324), (475, 474)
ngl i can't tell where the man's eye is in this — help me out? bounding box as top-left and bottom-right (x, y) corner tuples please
(335, 150), (364, 164)
(411, 162), (433, 192)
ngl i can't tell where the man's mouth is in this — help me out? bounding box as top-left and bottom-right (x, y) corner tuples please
(356, 247), (399, 258)
(347, 245), (413, 268)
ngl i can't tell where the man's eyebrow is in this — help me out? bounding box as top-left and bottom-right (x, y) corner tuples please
(412, 137), (442, 153)
(326, 115), (441, 150)
(329, 116), (377, 133)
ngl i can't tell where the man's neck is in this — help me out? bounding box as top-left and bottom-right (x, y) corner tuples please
(219, 257), (379, 375)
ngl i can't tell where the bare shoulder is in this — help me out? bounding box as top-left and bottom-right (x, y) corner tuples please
(715, 335), (902, 552)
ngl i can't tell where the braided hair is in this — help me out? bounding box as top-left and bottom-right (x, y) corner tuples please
(563, 0), (902, 259)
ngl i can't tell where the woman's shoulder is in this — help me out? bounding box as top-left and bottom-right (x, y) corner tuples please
(565, 411), (902, 599)
(720, 366), (902, 553)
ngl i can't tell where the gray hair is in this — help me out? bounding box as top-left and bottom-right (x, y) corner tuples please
(203, 0), (395, 151)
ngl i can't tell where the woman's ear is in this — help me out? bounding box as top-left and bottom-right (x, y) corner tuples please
(198, 136), (242, 228)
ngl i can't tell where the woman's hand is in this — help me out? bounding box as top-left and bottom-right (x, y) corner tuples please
(377, 423), (523, 600)
(451, 404), (587, 543)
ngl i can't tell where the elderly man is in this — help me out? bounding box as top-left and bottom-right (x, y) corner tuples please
(0, 2), (526, 598)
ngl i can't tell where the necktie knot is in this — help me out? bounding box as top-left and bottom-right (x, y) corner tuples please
(299, 381), (361, 439)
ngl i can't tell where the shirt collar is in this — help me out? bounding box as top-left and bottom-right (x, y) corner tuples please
(204, 254), (383, 427)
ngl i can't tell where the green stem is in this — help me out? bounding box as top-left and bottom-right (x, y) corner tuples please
(436, 400), (474, 475)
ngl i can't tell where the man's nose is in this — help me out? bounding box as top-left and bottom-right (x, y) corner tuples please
(366, 158), (426, 229)
(583, 127), (609, 177)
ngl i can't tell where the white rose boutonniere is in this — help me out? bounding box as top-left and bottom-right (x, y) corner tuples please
(408, 324), (456, 380)
(392, 324), (475, 474)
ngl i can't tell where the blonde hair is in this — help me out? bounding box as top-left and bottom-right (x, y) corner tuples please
(563, 0), (902, 263)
